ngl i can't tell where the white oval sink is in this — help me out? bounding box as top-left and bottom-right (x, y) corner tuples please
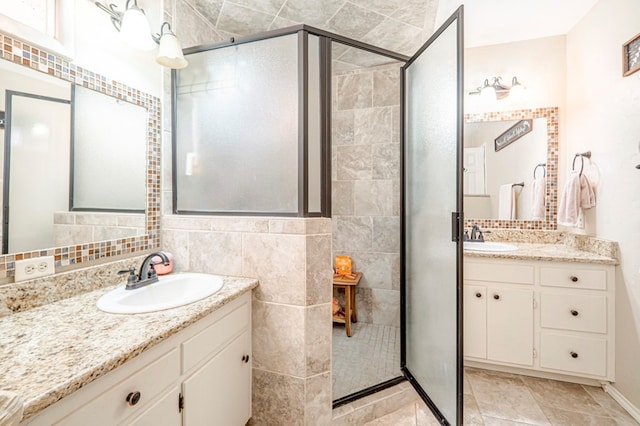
(464, 241), (518, 252)
(97, 273), (224, 314)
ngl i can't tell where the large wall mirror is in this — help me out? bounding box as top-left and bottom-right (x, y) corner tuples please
(463, 107), (558, 230)
(0, 29), (160, 280)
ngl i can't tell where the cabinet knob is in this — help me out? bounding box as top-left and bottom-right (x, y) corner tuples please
(126, 391), (141, 406)
(570, 309), (579, 317)
(242, 354), (250, 363)
(493, 294), (500, 300)
(475, 292), (482, 298)
(570, 276), (579, 282)
(570, 351), (579, 359)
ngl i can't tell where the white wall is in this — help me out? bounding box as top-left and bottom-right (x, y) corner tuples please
(566, 0), (640, 407)
(71, 0), (162, 96)
(465, 35), (566, 115)
(0, 0), (163, 96)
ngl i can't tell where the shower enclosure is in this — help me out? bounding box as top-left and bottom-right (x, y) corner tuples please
(172, 12), (464, 423)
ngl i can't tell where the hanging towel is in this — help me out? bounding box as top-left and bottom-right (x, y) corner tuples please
(498, 184), (516, 220)
(558, 171), (597, 227)
(557, 171), (581, 226)
(531, 176), (546, 220)
(579, 173), (596, 209)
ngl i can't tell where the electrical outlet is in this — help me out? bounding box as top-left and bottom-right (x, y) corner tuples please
(15, 256), (55, 282)
(576, 210), (585, 229)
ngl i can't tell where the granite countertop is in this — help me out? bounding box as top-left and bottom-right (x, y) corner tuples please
(0, 275), (258, 423)
(464, 242), (618, 265)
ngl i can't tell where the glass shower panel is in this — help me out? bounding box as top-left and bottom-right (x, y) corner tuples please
(6, 95), (70, 253)
(175, 34), (299, 214)
(307, 34), (322, 214)
(404, 17), (461, 424)
(72, 85), (146, 211)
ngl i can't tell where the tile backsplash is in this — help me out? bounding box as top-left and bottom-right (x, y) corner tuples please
(0, 30), (161, 281)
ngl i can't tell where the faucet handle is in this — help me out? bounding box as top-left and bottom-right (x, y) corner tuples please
(145, 263), (158, 280)
(118, 267), (138, 284)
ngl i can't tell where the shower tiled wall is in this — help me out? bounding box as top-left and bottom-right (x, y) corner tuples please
(162, 216), (333, 425)
(332, 63), (402, 327)
(161, 7), (334, 424)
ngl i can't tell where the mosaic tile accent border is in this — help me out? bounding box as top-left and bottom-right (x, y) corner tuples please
(0, 31), (161, 279)
(464, 107), (559, 230)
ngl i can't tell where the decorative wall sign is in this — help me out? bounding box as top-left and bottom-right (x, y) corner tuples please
(623, 32), (640, 77)
(494, 119), (532, 152)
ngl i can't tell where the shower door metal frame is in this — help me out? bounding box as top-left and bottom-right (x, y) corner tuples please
(172, 25), (408, 218)
(2, 90), (71, 254)
(400, 7), (465, 425)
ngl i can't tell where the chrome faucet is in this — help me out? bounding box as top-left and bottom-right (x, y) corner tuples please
(465, 225), (485, 242)
(118, 252), (170, 290)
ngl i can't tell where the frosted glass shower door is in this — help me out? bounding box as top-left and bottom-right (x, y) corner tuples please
(402, 7), (463, 425)
(3, 92), (71, 253)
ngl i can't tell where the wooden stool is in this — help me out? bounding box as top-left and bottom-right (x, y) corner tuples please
(332, 272), (362, 337)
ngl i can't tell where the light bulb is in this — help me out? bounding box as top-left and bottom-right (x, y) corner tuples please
(119, 4), (156, 51)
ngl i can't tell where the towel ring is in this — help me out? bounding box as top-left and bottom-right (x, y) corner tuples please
(512, 182), (524, 188)
(533, 163), (546, 179)
(572, 151), (592, 176)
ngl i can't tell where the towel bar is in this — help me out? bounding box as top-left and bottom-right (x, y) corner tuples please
(533, 163), (546, 179)
(572, 151), (592, 175)
(512, 182), (524, 188)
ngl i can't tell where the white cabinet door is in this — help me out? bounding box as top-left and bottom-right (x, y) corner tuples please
(464, 285), (487, 359)
(487, 287), (534, 366)
(128, 386), (182, 426)
(182, 331), (251, 426)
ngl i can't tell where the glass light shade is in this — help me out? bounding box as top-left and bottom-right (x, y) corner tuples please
(119, 6), (156, 51)
(156, 31), (188, 69)
(480, 84), (496, 101)
(509, 78), (526, 100)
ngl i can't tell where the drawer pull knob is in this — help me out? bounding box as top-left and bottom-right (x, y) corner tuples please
(242, 354), (250, 363)
(570, 276), (579, 282)
(570, 351), (579, 359)
(493, 294), (500, 300)
(126, 391), (141, 407)
(570, 309), (579, 317)
(475, 292), (482, 298)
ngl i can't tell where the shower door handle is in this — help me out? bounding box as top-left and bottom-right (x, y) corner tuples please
(451, 211), (461, 242)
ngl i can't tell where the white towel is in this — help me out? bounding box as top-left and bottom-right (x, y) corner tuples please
(579, 173), (596, 209)
(498, 184), (516, 220)
(558, 171), (580, 226)
(531, 176), (546, 220)
(557, 171), (596, 226)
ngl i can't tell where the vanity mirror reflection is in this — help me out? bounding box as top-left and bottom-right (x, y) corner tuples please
(463, 107), (558, 230)
(0, 32), (160, 274)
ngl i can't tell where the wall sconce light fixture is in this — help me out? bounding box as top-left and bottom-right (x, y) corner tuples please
(95, 0), (188, 69)
(469, 76), (525, 101)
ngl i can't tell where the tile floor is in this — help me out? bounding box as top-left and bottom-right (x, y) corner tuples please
(332, 322), (402, 400)
(364, 368), (639, 425)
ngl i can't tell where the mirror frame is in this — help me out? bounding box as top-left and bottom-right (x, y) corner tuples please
(463, 107), (558, 230)
(0, 29), (160, 281)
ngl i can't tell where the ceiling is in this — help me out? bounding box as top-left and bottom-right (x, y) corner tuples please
(177, 0), (599, 61)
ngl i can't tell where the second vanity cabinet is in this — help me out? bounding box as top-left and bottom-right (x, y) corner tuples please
(25, 292), (252, 426)
(464, 257), (615, 383)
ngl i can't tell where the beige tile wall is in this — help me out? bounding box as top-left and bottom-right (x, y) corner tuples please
(332, 62), (402, 327)
(162, 216), (333, 425)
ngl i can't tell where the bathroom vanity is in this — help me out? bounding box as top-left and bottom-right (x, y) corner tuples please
(0, 276), (257, 425)
(464, 242), (617, 384)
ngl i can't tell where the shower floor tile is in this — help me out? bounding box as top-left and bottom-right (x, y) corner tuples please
(332, 322), (402, 400)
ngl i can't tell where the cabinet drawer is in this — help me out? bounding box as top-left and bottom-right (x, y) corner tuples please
(55, 348), (180, 426)
(182, 300), (250, 373)
(540, 266), (607, 290)
(541, 293), (607, 333)
(465, 262), (534, 284)
(540, 332), (607, 377)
